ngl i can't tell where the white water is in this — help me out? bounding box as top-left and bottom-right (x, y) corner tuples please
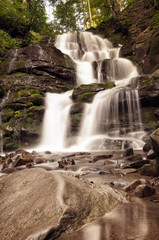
(8, 49), (18, 74)
(38, 31), (145, 152)
(39, 91), (73, 152)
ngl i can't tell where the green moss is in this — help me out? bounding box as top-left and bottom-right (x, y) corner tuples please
(13, 72), (26, 78)
(16, 89), (30, 98)
(72, 82), (115, 103)
(106, 81), (115, 88)
(145, 121), (157, 130)
(14, 110), (21, 118)
(28, 106), (44, 111)
(15, 86), (20, 92)
(2, 108), (14, 121)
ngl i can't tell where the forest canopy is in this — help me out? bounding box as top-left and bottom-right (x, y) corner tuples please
(0, 0), (158, 60)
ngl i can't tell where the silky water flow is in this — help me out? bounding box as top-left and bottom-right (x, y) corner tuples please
(38, 31), (145, 152)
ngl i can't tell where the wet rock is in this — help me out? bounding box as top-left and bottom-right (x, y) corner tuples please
(99, 170), (110, 175)
(1, 157), (13, 170)
(150, 177), (159, 186)
(58, 159), (75, 169)
(111, 168), (137, 175)
(123, 159), (150, 169)
(104, 160), (116, 165)
(124, 154), (143, 162)
(134, 184), (156, 198)
(44, 151), (52, 154)
(140, 160), (159, 177)
(143, 142), (152, 152)
(123, 179), (147, 192)
(110, 181), (127, 187)
(150, 128), (159, 154)
(72, 83), (115, 103)
(147, 149), (156, 159)
(12, 151), (34, 168)
(0, 168), (126, 240)
(123, 147), (134, 158)
(93, 154), (113, 162)
(35, 157), (45, 164)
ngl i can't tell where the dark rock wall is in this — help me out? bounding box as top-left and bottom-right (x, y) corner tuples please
(0, 40), (76, 151)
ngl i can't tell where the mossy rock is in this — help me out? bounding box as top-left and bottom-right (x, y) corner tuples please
(3, 136), (19, 151)
(2, 108), (15, 122)
(72, 82), (115, 103)
(70, 103), (84, 134)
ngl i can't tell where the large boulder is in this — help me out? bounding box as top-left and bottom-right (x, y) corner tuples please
(150, 128), (159, 154)
(0, 168), (126, 240)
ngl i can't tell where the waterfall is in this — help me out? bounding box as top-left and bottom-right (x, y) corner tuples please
(8, 49), (18, 74)
(39, 31), (145, 152)
(38, 91), (73, 152)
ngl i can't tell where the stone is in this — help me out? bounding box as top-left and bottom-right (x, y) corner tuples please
(123, 147), (134, 158)
(123, 159), (150, 169)
(134, 184), (156, 198)
(0, 168), (126, 240)
(123, 179), (147, 192)
(143, 142), (152, 152)
(147, 149), (156, 159)
(150, 128), (159, 154)
(99, 170), (110, 175)
(93, 154), (113, 162)
(124, 154), (143, 162)
(58, 159), (76, 168)
(140, 160), (159, 177)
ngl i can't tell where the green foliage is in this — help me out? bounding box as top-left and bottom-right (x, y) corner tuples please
(0, 30), (19, 61)
(0, 0), (55, 47)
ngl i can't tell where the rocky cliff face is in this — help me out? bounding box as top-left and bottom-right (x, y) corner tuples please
(0, 38), (76, 151)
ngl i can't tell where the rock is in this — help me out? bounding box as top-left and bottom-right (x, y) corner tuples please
(140, 160), (159, 177)
(110, 181), (127, 187)
(99, 170), (110, 175)
(58, 159), (76, 168)
(124, 154), (143, 162)
(123, 179), (147, 192)
(123, 147), (134, 158)
(15, 149), (28, 155)
(93, 154), (113, 162)
(104, 160), (115, 165)
(147, 149), (156, 159)
(143, 142), (152, 152)
(123, 159), (150, 169)
(72, 83), (115, 103)
(111, 168), (137, 175)
(44, 151), (52, 154)
(0, 168), (126, 240)
(134, 184), (156, 198)
(150, 128), (159, 154)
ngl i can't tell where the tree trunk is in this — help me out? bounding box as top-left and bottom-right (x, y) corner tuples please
(87, 0), (93, 28)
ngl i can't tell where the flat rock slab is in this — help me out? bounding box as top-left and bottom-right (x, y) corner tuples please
(0, 168), (126, 240)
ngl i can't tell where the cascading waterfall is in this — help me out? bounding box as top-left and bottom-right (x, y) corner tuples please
(39, 91), (73, 152)
(39, 31), (145, 152)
